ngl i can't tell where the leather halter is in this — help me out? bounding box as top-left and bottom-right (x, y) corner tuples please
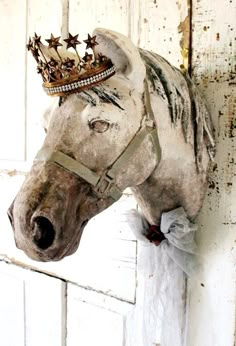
(35, 80), (161, 201)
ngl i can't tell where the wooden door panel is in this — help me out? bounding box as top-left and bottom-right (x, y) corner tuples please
(67, 283), (133, 346)
(0, 270), (25, 346)
(0, 261), (66, 346)
(0, 0), (27, 161)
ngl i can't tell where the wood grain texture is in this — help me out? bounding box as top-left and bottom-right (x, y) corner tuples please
(69, 0), (130, 40)
(0, 0), (27, 161)
(26, 0), (65, 161)
(186, 0), (236, 345)
(0, 263), (25, 346)
(131, 0), (189, 68)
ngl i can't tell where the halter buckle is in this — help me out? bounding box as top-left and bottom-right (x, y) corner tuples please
(95, 172), (115, 195)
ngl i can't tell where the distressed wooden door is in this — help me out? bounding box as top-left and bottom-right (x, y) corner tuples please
(0, 1), (188, 345)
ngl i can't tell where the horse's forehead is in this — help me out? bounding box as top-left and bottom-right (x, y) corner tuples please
(60, 96), (120, 121)
(63, 95), (88, 114)
(61, 90), (139, 118)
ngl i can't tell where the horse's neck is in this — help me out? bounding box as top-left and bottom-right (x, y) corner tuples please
(131, 150), (208, 226)
(131, 166), (180, 225)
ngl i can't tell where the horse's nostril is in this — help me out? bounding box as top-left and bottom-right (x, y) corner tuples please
(32, 216), (55, 250)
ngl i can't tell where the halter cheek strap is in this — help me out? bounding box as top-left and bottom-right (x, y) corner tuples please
(35, 79), (161, 201)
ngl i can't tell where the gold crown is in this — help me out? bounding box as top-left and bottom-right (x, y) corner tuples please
(27, 33), (116, 96)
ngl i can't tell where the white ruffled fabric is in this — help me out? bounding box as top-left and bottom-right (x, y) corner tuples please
(122, 207), (199, 346)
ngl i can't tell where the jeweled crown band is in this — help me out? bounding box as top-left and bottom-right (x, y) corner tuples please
(43, 63), (115, 96)
(27, 32), (116, 97)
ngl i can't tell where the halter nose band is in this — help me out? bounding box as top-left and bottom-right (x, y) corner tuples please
(35, 121), (158, 201)
(35, 148), (122, 201)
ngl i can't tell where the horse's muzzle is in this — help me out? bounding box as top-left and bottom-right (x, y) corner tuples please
(7, 161), (112, 262)
(8, 199), (88, 262)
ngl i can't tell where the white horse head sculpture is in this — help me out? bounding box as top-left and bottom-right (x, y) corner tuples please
(8, 29), (215, 261)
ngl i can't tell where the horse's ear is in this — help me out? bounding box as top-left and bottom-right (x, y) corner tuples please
(93, 28), (146, 94)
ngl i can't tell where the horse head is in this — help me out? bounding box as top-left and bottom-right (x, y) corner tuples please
(8, 29), (215, 261)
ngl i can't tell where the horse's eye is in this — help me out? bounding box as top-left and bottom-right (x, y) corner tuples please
(89, 120), (110, 133)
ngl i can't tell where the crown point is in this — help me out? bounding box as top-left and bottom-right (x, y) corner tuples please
(48, 57), (59, 68)
(62, 57), (76, 71)
(82, 52), (94, 69)
(64, 33), (81, 50)
(26, 37), (33, 51)
(33, 33), (42, 46)
(45, 34), (63, 50)
(83, 34), (98, 50)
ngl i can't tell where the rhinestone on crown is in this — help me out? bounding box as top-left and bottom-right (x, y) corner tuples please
(27, 33), (116, 97)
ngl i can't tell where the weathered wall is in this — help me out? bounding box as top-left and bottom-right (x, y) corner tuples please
(186, 1), (236, 344)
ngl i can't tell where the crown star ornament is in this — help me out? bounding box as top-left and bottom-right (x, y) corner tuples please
(27, 32), (116, 96)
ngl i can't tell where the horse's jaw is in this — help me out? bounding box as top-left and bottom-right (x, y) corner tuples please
(8, 162), (113, 262)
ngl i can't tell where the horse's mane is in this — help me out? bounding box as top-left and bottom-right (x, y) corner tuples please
(74, 85), (124, 110)
(140, 49), (215, 172)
